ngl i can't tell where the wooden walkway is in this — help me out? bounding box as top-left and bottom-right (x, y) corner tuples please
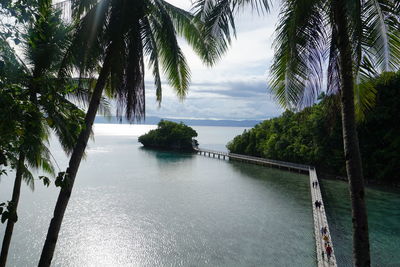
(195, 147), (337, 267)
(309, 168), (337, 266)
(194, 147), (309, 172)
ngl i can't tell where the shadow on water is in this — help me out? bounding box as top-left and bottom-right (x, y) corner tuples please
(229, 160), (308, 181)
(229, 160), (310, 200)
(321, 179), (400, 267)
(139, 147), (194, 163)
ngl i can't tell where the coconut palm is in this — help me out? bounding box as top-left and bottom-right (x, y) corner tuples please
(193, 0), (271, 63)
(0, 39), (26, 174)
(268, 1), (400, 265)
(0, 87), (54, 267)
(0, 31), (55, 267)
(38, 0), (215, 265)
(195, 0), (400, 265)
(0, 1), (88, 265)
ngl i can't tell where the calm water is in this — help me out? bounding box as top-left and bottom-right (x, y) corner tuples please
(0, 124), (399, 266)
(323, 180), (400, 267)
(0, 124), (315, 266)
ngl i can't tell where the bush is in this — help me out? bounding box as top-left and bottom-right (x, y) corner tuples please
(138, 120), (198, 151)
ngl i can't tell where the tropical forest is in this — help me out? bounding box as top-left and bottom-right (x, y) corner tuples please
(227, 72), (400, 184)
(0, 0), (399, 267)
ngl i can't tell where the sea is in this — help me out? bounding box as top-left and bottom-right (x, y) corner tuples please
(0, 124), (398, 266)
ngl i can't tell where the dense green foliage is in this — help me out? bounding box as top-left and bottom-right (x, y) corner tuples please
(227, 72), (400, 184)
(139, 120), (198, 151)
(0, 2), (90, 264)
(0, 0), (86, 183)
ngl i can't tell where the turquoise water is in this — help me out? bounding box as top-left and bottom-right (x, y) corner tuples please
(0, 124), (399, 266)
(0, 124), (315, 266)
(323, 179), (400, 267)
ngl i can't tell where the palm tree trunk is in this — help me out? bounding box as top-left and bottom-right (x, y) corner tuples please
(0, 153), (25, 267)
(38, 51), (113, 267)
(334, 0), (371, 266)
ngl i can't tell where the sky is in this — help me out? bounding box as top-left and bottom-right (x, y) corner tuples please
(12, 0), (283, 121)
(143, 0), (283, 120)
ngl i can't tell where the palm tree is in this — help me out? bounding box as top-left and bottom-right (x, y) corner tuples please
(0, 1), (88, 265)
(0, 88), (54, 267)
(195, 0), (400, 265)
(269, 1), (400, 265)
(38, 0), (214, 265)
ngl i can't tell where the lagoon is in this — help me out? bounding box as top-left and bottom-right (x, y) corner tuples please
(0, 124), (398, 266)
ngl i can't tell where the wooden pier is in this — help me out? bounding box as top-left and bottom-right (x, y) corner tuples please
(195, 147), (337, 267)
(194, 147), (309, 172)
(310, 168), (337, 266)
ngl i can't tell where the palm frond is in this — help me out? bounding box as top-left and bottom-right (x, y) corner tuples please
(24, 1), (71, 76)
(149, 4), (191, 98)
(361, 0), (396, 72)
(0, 37), (30, 80)
(40, 94), (86, 154)
(21, 164), (35, 191)
(354, 74), (377, 121)
(269, 0), (326, 109)
(348, 0), (400, 119)
(193, 0), (235, 62)
(142, 17), (162, 103)
(63, 78), (111, 115)
(71, 0), (102, 19)
(60, 0), (110, 79)
(235, 0), (271, 14)
(119, 27), (146, 121)
(193, 0), (270, 64)
(157, 0), (218, 65)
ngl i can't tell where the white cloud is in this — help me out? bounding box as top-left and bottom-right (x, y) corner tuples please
(142, 1), (283, 120)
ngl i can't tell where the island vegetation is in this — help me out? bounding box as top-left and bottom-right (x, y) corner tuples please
(227, 72), (400, 185)
(138, 120), (198, 151)
(0, 0), (399, 265)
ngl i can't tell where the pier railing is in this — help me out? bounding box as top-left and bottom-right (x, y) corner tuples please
(195, 147), (337, 267)
(310, 168), (337, 267)
(193, 147), (309, 171)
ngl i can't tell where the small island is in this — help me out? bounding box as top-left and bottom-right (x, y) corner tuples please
(138, 120), (198, 151)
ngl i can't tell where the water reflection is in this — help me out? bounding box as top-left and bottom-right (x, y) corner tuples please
(229, 161), (311, 202)
(139, 147), (194, 162)
(1, 127), (316, 266)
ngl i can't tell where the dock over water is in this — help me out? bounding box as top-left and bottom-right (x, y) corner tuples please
(195, 147), (337, 267)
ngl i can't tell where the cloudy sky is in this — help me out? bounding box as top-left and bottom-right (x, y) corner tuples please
(144, 0), (283, 120)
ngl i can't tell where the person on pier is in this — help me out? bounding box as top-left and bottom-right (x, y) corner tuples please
(323, 234), (329, 243)
(326, 244), (333, 261)
(314, 200), (322, 209)
(321, 226), (327, 235)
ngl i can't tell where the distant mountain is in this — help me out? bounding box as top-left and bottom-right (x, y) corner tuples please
(94, 116), (261, 127)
